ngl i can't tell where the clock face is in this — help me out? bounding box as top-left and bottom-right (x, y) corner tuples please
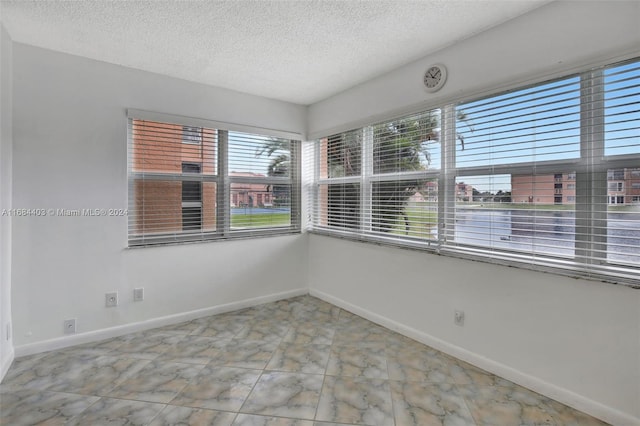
(424, 64), (447, 92)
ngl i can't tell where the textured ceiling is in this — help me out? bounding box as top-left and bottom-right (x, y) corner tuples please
(1, 0), (550, 105)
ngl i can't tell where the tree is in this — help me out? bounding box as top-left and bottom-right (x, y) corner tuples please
(255, 139), (290, 177)
(370, 113), (438, 233)
(255, 138), (291, 206)
(368, 110), (472, 234)
(494, 190), (512, 203)
(372, 110), (473, 234)
(257, 109), (470, 234)
(456, 109), (474, 150)
(325, 132), (363, 229)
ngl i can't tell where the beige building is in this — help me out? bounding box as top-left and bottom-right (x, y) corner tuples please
(511, 169), (640, 204)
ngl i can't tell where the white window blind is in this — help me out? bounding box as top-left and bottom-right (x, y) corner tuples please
(317, 130), (362, 231)
(447, 59), (640, 283)
(370, 111), (440, 242)
(309, 57), (640, 286)
(312, 110), (441, 248)
(128, 114), (300, 246)
(602, 61), (640, 270)
(449, 75), (582, 261)
(228, 132), (299, 234)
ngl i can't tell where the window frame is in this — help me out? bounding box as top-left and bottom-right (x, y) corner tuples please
(127, 110), (302, 247)
(314, 111), (442, 250)
(309, 58), (640, 287)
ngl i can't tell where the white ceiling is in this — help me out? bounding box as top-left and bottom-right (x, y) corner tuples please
(1, 0), (550, 105)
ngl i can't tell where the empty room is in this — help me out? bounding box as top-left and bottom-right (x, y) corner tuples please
(1, 1), (639, 425)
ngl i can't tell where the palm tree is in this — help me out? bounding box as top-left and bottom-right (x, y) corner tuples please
(255, 138), (291, 206)
(456, 109), (474, 150)
(370, 113), (437, 233)
(369, 109), (472, 234)
(256, 109), (472, 233)
(255, 138), (290, 174)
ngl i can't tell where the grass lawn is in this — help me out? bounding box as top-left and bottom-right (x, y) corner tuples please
(231, 212), (290, 228)
(463, 202), (575, 211)
(389, 207), (437, 238)
(607, 204), (640, 212)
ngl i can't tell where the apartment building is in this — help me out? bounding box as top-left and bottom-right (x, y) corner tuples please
(512, 169), (640, 205)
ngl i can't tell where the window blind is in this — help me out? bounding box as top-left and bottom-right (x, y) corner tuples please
(312, 110), (441, 248)
(316, 130), (362, 231)
(446, 59), (640, 284)
(448, 75), (582, 261)
(128, 114), (300, 246)
(370, 111), (440, 242)
(228, 132), (299, 234)
(309, 57), (639, 286)
(602, 61), (640, 272)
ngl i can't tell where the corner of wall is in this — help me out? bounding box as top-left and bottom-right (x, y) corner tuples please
(0, 22), (15, 382)
(0, 346), (14, 381)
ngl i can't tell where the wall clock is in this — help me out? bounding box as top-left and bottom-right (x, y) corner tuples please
(423, 64), (447, 92)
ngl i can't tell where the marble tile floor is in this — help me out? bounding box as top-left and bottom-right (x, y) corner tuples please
(0, 295), (609, 426)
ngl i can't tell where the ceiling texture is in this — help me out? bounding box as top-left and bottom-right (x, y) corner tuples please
(1, 0), (550, 105)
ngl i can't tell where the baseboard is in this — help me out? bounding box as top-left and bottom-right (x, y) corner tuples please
(0, 346), (15, 383)
(14, 287), (308, 358)
(310, 289), (639, 426)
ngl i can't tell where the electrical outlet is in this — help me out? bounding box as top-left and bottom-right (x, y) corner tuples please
(64, 319), (76, 334)
(105, 292), (118, 307)
(454, 310), (465, 326)
(133, 287), (144, 302)
(6, 322), (11, 341)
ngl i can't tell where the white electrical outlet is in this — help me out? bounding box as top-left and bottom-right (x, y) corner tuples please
(6, 322), (11, 340)
(133, 287), (144, 302)
(105, 292), (118, 307)
(64, 318), (76, 334)
(454, 310), (465, 326)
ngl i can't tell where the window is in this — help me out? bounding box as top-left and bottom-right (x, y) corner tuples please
(228, 133), (296, 230)
(312, 110), (440, 247)
(608, 169), (624, 180)
(608, 182), (624, 191)
(128, 112), (300, 246)
(309, 57), (640, 286)
(316, 130), (363, 231)
(181, 162), (202, 231)
(454, 172), (576, 257)
(609, 196), (625, 205)
(182, 126), (201, 144)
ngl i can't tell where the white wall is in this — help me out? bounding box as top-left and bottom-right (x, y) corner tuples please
(308, 235), (640, 425)
(306, 2), (640, 425)
(0, 23), (14, 379)
(307, 0), (640, 138)
(10, 43), (308, 351)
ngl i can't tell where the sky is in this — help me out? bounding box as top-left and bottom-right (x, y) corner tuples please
(454, 61), (639, 193)
(222, 61), (639, 193)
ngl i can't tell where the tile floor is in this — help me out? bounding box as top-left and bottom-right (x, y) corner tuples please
(0, 295), (609, 425)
